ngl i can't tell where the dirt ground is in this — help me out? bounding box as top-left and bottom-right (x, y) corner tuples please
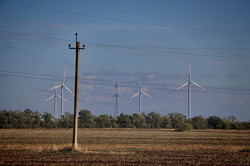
(1, 149), (249, 165)
(0, 129), (249, 165)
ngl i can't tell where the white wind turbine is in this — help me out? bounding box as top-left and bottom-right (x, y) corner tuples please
(44, 81), (64, 117)
(46, 65), (74, 116)
(173, 59), (208, 119)
(129, 79), (154, 114)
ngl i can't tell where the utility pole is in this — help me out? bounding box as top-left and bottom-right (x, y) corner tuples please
(69, 33), (85, 150)
(114, 81), (119, 117)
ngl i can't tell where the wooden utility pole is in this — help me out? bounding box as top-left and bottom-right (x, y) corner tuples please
(69, 33), (85, 150)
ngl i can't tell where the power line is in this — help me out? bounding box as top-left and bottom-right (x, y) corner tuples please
(1, 30), (250, 60)
(2, 71), (249, 97)
(0, 30), (72, 43)
(2, 70), (249, 92)
(1, 70), (250, 92)
(1, 70), (250, 96)
(1, 0), (250, 36)
(3, 18), (250, 41)
(86, 42), (250, 60)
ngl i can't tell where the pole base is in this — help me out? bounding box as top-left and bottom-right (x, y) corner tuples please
(72, 143), (79, 151)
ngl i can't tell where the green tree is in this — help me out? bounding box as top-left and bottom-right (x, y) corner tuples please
(130, 113), (148, 128)
(0, 110), (22, 128)
(0, 110), (9, 128)
(95, 114), (112, 128)
(161, 115), (172, 128)
(23, 109), (42, 128)
(10, 110), (26, 128)
(31, 111), (42, 128)
(59, 112), (74, 128)
(237, 121), (250, 130)
(207, 116), (226, 129)
(223, 116), (238, 129)
(117, 113), (132, 128)
(175, 121), (193, 131)
(168, 113), (186, 129)
(145, 112), (162, 128)
(41, 112), (57, 128)
(191, 116), (208, 129)
(109, 116), (118, 128)
(79, 110), (96, 128)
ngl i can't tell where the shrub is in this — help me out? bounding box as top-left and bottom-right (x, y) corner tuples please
(175, 122), (192, 131)
(191, 116), (208, 129)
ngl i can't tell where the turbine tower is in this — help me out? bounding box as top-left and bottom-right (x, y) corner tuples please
(174, 59), (208, 119)
(45, 81), (64, 117)
(113, 81), (119, 117)
(46, 65), (74, 116)
(129, 79), (154, 114)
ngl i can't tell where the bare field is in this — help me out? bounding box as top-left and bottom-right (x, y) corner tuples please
(0, 129), (249, 165)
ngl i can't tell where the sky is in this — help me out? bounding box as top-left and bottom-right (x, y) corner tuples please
(0, 0), (250, 121)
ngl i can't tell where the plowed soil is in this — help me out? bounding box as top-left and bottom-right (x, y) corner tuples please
(0, 129), (249, 165)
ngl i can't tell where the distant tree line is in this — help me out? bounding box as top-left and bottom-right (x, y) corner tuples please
(0, 109), (250, 131)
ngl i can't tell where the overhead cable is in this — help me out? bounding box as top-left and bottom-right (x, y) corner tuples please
(0, 0), (249, 36)
(1, 70), (250, 96)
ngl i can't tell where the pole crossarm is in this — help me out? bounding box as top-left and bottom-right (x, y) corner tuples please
(69, 33), (85, 50)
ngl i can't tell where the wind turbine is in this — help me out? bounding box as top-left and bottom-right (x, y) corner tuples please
(44, 81), (65, 117)
(173, 59), (208, 119)
(129, 79), (154, 114)
(46, 65), (74, 116)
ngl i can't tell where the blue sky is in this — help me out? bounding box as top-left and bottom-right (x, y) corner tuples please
(0, 0), (250, 121)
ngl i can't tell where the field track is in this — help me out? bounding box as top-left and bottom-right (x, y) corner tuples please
(0, 128), (249, 165)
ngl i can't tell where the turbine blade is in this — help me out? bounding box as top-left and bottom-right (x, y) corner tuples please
(142, 92), (153, 100)
(56, 94), (62, 98)
(62, 96), (68, 102)
(191, 81), (208, 92)
(57, 94), (68, 101)
(45, 95), (55, 102)
(62, 65), (67, 83)
(129, 92), (140, 100)
(175, 82), (189, 91)
(63, 84), (74, 96)
(63, 97), (68, 102)
(46, 84), (62, 91)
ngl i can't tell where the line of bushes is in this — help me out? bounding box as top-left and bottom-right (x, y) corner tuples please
(0, 109), (249, 130)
